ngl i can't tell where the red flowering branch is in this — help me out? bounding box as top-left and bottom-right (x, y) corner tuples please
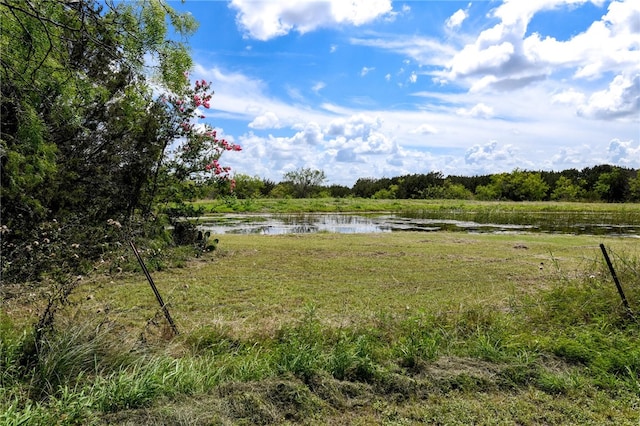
(161, 76), (241, 185)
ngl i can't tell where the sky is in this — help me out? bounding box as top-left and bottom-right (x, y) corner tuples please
(169, 0), (640, 186)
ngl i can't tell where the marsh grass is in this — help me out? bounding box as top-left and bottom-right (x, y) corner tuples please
(2, 229), (640, 424)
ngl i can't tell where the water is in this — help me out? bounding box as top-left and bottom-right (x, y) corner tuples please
(197, 213), (640, 237)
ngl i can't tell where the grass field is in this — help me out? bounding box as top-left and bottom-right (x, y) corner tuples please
(80, 232), (634, 337)
(2, 200), (640, 425)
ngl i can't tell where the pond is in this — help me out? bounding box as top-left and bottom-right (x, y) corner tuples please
(197, 212), (640, 237)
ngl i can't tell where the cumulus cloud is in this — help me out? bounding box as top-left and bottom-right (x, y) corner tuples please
(336, 148), (359, 162)
(409, 71), (418, 83)
(577, 73), (640, 120)
(446, 0), (640, 98)
(327, 114), (382, 139)
(607, 139), (640, 166)
(249, 111), (282, 129)
(464, 141), (519, 167)
(291, 122), (324, 145)
(456, 103), (494, 118)
(230, 0), (393, 40)
(549, 145), (601, 167)
(351, 131), (396, 155)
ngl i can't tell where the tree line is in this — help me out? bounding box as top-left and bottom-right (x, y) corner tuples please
(217, 165), (640, 203)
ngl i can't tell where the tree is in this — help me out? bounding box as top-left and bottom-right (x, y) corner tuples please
(551, 176), (582, 201)
(282, 168), (326, 198)
(227, 174), (265, 199)
(1, 0), (195, 223)
(475, 183), (500, 201)
(392, 172), (444, 199)
(629, 174), (640, 202)
(594, 167), (629, 202)
(327, 184), (352, 198)
(372, 184), (398, 199)
(352, 177), (391, 198)
(1, 0), (241, 282)
(485, 170), (549, 201)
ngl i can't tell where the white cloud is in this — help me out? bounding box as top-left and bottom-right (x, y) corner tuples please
(551, 88), (586, 105)
(361, 66), (375, 76)
(446, 9), (467, 30)
(464, 141), (525, 170)
(190, 61), (637, 185)
(350, 35), (455, 67)
(230, 0), (393, 40)
(456, 103), (494, 118)
(385, 73), (391, 82)
(326, 114), (382, 139)
(409, 71), (418, 83)
(312, 81), (327, 94)
(607, 139), (640, 166)
(291, 122), (324, 145)
(577, 73), (640, 120)
(445, 0), (640, 104)
(525, 0), (640, 79)
(411, 124), (438, 135)
(249, 112), (282, 129)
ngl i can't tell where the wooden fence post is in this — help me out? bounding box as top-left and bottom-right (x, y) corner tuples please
(599, 243), (635, 321)
(130, 240), (179, 335)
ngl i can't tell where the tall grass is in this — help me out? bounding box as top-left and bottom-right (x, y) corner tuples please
(2, 247), (639, 424)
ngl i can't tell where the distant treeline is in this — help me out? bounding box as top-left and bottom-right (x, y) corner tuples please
(210, 164), (640, 202)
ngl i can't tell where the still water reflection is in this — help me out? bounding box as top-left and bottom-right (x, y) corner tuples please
(198, 213), (640, 237)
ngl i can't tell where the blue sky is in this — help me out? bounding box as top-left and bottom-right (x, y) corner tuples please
(170, 0), (639, 186)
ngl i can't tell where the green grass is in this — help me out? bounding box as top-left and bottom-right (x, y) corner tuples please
(2, 209), (640, 424)
(194, 197), (640, 217)
(78, 232), (635, 336)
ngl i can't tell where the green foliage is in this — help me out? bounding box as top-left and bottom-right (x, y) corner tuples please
(1, 0), (204, 283)
(283, 168), (327, 198)
(551, 176), (583, 201)
(629, 174), (640, 202)
(488, 170), (550, 201)
(228, 174), (266, 199)
(474, 183), (501, 200)
(255, 167), (639, 202)
(372, 184), (398, 199)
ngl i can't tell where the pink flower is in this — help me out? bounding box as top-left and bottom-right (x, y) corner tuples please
(203, 101), (210, 109)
